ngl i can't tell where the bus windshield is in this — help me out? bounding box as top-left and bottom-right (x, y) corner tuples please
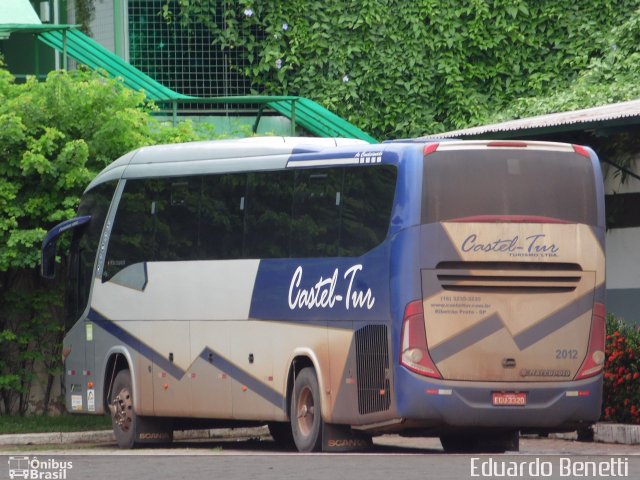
(65, 181), (116, 330)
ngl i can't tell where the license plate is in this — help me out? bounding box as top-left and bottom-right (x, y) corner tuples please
(492, 392), (527, 406)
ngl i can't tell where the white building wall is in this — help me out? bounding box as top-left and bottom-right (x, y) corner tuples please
(90, 0), (115, 52)
(603, 163), (640, 323)
(606, 228), (640, 289)
(604, 162), (640, 195)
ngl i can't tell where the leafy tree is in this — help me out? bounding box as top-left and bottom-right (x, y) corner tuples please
(0, 64), (206, 415)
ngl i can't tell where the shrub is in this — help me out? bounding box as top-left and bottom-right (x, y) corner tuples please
(602, 314), (640, 423)
(0, 64), (210, 415)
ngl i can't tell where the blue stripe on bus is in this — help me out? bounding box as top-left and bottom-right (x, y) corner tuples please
(88, 309), (185, 379)
(88, 309), (284, 409)
(428, 290), (596, 363)
(249, 251), (390, 322)
(429, 313), (504, 364)
(513, 291), (595, 350)
(198, 348), (283, 408)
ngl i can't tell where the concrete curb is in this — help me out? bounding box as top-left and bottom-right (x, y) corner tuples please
(2, 423), (639, 447)
(593, 423), (640, 444)
(550, 423), (640, 445)
(0, 426), (270, 447)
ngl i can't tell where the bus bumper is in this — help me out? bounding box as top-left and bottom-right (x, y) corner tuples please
(394, 367), (602, 431)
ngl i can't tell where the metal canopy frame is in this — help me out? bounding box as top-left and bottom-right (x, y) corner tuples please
(0, 23), (79, 70)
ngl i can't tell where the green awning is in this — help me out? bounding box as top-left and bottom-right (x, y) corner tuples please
(0, 23), (77, 35)
(0, 0), (77, 39)
(0, 0), (41, 24)
(0, 0), (40, 38)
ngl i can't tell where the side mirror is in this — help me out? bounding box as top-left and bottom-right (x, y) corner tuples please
(40, 216), (92, 279)
(41, 237), (58, 279)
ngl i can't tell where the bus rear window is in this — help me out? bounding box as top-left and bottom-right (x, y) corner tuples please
(422, 149), (598, 225)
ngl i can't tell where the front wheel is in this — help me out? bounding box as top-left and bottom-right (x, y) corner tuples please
(291, 367), (323, 452)
(109, 370), (137, 449)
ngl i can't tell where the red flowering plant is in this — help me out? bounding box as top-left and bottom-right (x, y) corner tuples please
(602, 314), (640, 423)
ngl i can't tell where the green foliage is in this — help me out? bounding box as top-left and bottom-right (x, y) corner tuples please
(164, 0), (640, 138)
(489, 5), (640, 123)
(74, 0), (96, 36)
(603, 314), (640, 424)
(0, 64), (206, 415)
(0, 68), (198, 272)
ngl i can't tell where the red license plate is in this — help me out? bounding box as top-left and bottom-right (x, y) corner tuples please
(492, 392), (527, 406)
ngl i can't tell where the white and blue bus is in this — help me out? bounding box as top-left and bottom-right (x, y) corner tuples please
(42, 137), (606, 452)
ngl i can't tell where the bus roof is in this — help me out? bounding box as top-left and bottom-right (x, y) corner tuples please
(86, 137), (598, 192)
(87, 137), (368, 191)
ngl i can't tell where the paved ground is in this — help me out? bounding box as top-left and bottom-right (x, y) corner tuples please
(2, 422), (640, 449)
(2, 434), (639, 480)
(2, 428), (640, 455)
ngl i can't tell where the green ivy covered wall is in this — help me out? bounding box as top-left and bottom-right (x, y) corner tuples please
(166, 0), (640, 139)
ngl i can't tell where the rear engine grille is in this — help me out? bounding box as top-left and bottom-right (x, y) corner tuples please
(436, 261), (582, 293)
(355, 324), (391, 415)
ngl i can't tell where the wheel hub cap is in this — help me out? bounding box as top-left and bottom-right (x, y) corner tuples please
(111, 388), (133, 432)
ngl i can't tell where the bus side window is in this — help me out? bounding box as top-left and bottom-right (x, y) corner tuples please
(101, 164), (398, 277)
(244, 171), (294, 259)
(102, 180), (153, 281)
(154, 178), (200, 261)
(340, 166), (396, 256)
(200, 173), (247, 260)
(291, 168), (343, 258)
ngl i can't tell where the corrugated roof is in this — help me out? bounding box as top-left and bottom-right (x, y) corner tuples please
(420, 99), (640, 139)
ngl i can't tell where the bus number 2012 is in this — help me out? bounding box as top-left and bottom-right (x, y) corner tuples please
(555, 349), (578, 359)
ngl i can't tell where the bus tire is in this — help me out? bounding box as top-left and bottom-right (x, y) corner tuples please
(291, 367), (323, 452)
(109, 370), (137, 449)
(268, 422), (295, 448)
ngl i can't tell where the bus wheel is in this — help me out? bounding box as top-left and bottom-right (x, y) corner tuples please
(291, 367), (323, 452)
(268, 422), (295, 448)
(109, 370), (137, 449)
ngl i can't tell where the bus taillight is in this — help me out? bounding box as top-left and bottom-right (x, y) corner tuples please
(400, 300), (442, 379)
(486, 141), (528, 148)
(572, 144), (590, 158)
(575, 303), (606, 380)
(423, 143), (439, 156)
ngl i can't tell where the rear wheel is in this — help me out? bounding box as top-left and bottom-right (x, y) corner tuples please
(291, 367), (323, 452)
(109, 370), (137, 449)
